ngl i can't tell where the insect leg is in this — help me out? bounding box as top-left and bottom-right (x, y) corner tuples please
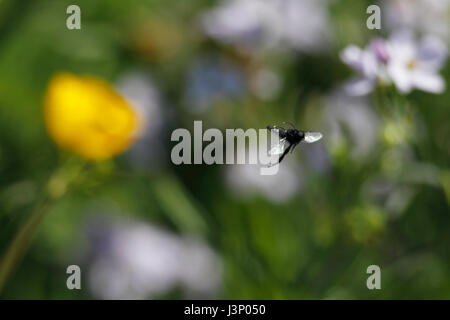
(290, 142), (299, 153)
(278, 144), (292, 164)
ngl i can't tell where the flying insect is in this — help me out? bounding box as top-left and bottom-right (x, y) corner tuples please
(267, 122), (323, 166)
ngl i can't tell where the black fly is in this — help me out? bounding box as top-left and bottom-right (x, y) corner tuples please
(267, 122), (323, 166)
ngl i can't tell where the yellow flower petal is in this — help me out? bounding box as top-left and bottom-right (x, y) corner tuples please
(44, 72), (140, 160)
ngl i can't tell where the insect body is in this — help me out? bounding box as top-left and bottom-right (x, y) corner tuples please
(267, 122), (323, 166)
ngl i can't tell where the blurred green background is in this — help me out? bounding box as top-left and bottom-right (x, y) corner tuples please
(0, 0), (449, 299)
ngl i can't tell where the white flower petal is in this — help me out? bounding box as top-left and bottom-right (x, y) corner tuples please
(340, 45), (364, 72)
(389, 29), (415, 44)
(411, 71), (445, 93)
(200, 0), (330, 52)
(418, 35), (448, 71)
(388, 63), (413, 93)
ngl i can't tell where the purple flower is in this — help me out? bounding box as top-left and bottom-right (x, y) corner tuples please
(341, 31), (448, 95)
(340, 39), (389, 96)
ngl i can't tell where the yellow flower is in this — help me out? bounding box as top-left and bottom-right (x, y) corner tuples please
(44, 72), (140, 160)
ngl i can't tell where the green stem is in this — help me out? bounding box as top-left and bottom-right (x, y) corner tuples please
(0, 197), (50, 292)
(0, 156), (86, 294)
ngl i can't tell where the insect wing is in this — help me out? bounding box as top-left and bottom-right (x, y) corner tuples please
(269, 138), (287, 156)
(302, 131), (323, 143)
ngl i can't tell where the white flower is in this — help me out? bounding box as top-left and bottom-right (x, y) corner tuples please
(341, 32), (448, 95)
(385, 31), (448, 94)
(383, 0), (450, 42)
(200, 0), (278, 49)
(200, 0), (330, 53)
(85, 218), (222, 299)
(225, 146), (302, 203)
(117, 71), (168, 170)
(278, 0), (331, 52)
(340, 39), (390, 96)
